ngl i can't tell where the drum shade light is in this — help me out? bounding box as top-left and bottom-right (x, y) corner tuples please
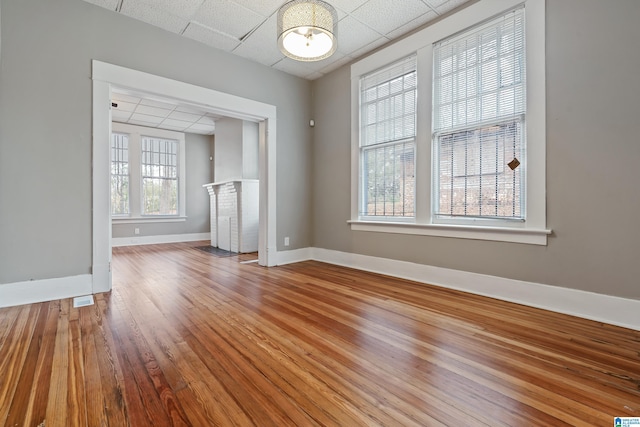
(277, 0), (338, 62)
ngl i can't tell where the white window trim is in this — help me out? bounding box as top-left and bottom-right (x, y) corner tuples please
(350, 0), (549, 245)
(111, 122), (186, 222)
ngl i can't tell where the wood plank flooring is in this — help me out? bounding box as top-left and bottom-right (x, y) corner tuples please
(1, 241), (639, 426)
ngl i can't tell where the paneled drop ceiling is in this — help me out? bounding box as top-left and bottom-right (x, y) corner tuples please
(84, 0), (472, 81)
(111, 90), (220, 135)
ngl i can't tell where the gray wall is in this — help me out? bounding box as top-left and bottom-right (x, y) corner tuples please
(0, 0), (312, 284)
(311, 0), (640, 300)
(213, 117), (258, 182)
(242, 121), (259, 180)
(214, 117), (243, 183)
(112, 132), (212, 238)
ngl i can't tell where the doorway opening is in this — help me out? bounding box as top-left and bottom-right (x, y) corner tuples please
(91, 60), (277, 294)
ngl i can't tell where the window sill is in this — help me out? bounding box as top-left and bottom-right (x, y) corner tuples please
(112, 216), (187, 224)
(347, 220), (551, 245)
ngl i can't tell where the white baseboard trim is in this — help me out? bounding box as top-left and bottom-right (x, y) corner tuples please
(276, 247), (640, 331)
(0, 274), (93, 308)
(112, 232), (210, 247)
(275, 247), (313, 266)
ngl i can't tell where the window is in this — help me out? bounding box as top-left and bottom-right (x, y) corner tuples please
(111, 133), (129, 216)
(433, 7), (525, 222)
(350, 0), (548, 245)
(111, 123), (186, 222)
(141, 137), (178, 215)
(359, 56), (417, 218)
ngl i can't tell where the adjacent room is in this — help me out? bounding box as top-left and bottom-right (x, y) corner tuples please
(1, 0), (639, 425)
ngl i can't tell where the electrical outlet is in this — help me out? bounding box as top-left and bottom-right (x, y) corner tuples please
(284, 237), (290, 246)
(134, 227), (140, 235)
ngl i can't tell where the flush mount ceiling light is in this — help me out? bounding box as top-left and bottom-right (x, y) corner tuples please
(277, 0), (338, 62)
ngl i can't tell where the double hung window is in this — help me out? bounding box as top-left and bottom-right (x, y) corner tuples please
(351, 0), (548, 245)
(433, 7), (525, 221)
(359, 56), (417, 219)
(111, 133), (130, 216)
(141, 137), (179, 215)
(110, 123), (186, 221)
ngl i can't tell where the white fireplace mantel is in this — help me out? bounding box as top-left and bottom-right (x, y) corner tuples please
(203, 180), (259, 253)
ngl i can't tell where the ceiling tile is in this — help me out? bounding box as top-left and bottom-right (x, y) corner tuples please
(183, 22), (241, 51)
(352, 0), (431, 36)
(233, 16), (285, 67)
(193, 0), (264, 39)
(422, 0), (449, 10)
(112, 93), (142, 104)
(230, 0), (282, 18)
(112, 110), (132, 122)
(160, 118), (193, 129)
(160, 124), (191, 132)
(336, 15), (384, 54)
(301, 51), (347, 73)
(386, 9), (437, 39)
(120, 0), (190, 33)
(167, 111), (203, 122)
(81, 0), (473, 81)
(272, 59), (315, 79)
(329, 0), (369, 13)
(126, 0), (204, 20)
(348, 36), (388, 59)
(129, 113), (165, 125)
(113, 101), (138, 112)
(175, 104), (210, 115)
(139, 98), (179, 110)
(436, 0), (471, 15)
(134, 105), (172, 118)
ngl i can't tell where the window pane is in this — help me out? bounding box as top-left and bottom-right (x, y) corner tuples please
(359, 55), (417, 219)
(141, 137), (179, 215)
(362, 142), (415, 217)
(436, 120), (523, 219)
(433, 7), (525, 221)
(110, 133), (129, 215)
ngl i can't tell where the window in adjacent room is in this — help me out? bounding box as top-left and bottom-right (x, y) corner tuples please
(110, 132), (130, 216)
(110, 123), (186, 222)
(141, 136), (178, 215)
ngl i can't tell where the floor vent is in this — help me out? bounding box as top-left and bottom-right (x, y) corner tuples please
(73, 295), (95, 308)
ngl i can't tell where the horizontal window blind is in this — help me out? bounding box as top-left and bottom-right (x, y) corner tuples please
(433, 7), (525, 131)
(361, 55), (417, 148)
(111, 133), (130, 216)
(433, 6), (526, 220)
(360, 55), (417, 217)
(141, 137), (178, 215)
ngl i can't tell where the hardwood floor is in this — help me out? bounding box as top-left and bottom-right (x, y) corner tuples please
(1, 242), (639, 426)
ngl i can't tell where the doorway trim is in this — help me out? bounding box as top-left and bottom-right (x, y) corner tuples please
(91, 60), (277, 293)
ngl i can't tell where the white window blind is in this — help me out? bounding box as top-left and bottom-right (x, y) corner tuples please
(141, 137), (178, 215)
(433, 6), (526, 220)
(111, 133), (130, 215)
(360, 55), (417, 218)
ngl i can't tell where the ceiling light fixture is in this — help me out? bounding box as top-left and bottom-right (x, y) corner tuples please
(277, 0), (338, 62)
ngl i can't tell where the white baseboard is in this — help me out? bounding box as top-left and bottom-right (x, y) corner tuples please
(275, 247), (640, 331)
(275, 247), (313, 266)
(0, 274), (93, 308)
(112, 232), (210, 247)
